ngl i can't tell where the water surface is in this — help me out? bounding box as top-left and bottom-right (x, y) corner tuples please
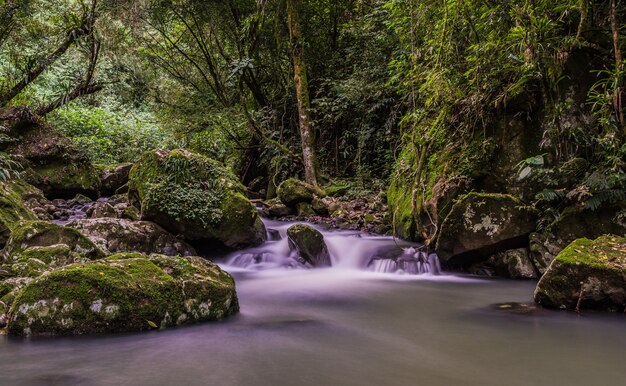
(1, 220), (624, 385)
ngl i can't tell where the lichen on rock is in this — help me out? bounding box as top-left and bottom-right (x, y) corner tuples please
(436, 192), (537, 267)
(7, 252), (239, 336)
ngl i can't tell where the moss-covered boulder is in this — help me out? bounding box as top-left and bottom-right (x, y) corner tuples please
(286, 224), (331, 267)
(436, 193), (537, 267)
(0, 180), (39, 248)
(3, 118), (100, 198)
(530, 206), (626, 274)
(128, 149), (265, 250)
(67, 218), (196, 256)
(7, 252), (239, 336)
(534, 236), (626, 311)
(277, 178), (322, 207)
(1, 221), (105, 264)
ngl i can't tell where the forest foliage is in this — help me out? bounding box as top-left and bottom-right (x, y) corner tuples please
(0, 0), (624, 216)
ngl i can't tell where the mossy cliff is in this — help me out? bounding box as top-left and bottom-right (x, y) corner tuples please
(7, 252), (239, 336)
(128, 149), (266, 250)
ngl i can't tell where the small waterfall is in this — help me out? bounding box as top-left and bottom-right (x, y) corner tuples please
(368, 247), (441, 275)
(369, 259), (398, 273)
(225, 218), (442, 276)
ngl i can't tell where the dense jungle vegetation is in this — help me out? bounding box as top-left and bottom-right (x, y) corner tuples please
(0, 0), (624, 242)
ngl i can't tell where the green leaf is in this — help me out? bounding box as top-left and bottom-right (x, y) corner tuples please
(147, 320), (158, 329)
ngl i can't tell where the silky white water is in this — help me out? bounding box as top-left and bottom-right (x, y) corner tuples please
(224, 218), (441, 274)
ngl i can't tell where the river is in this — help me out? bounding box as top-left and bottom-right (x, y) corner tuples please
(0, 219), (625, 385)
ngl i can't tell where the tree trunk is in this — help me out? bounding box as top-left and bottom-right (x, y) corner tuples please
(286, 0), (319, 187)
(610, 0), (624, 128)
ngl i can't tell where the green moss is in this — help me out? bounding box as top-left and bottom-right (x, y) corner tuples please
(555, 236), (626, 270)
(277, 178), (319, 207)
(128, 149), (264, 248)
(286, 224), (331, 267)
(1, 221), (105, 265)
(0, 180), (39, 246)
(25, 162), (100, 197)
(8, 253), (238, 336)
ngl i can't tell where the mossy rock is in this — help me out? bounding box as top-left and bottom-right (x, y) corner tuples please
(534, 236), (626, 311)
(296, 202), (316, 217)
(311, 198), (329, 216)
(277, 178), (323, 207)
(6, 244), (92, 278)
(67, 218), (196, 256)
(491, 248), (538, 279)
(3, 118), (100, 198)
(436, 192), (537, 267)
(128, 149), (265, 250)
(24, 163), (100, 199)
(530, 205), (626, 274)
(286, 224), (331, 267)
(1, 221), (105, 265)
(0, 180), (39, 248)
(7, 253), (239, 336)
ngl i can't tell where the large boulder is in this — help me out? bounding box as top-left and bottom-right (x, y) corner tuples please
(277, 178), (322, 207)
(100, 163), (133, 195)
(128, 149), (266, 250)
(67, 218), (196, 256)
(1, 221), (105, 264)
(530, 206), (626, 274)
(3, 116), (100, 198)
(0, 180), (39, 248)
(7, 252), (239, 336)
(436, 193), (537, 267)
(534, 235), (626, 311)
(286, 224), (331, 267)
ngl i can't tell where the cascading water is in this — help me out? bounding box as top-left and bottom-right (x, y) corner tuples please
(225, 218), (441, 276)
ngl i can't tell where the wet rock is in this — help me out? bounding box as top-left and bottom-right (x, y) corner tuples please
(436, 192), (537, 267)
(493, 302), (540, 316)
(267, 229), (281, 241)
(265, 199), (294, 217)
(67, 218), (196, 256)
(286, 224), (331, 267)
(68, 194), (92, 206)
(128, 149), (266, 250)
(534, 235), (626, 311)
(530, 206), (626, 274)
(88, 202), (118, 219)
(7, 252), (239, 336)
(100, 163), (133, 195)
(492, 248), (538, 279)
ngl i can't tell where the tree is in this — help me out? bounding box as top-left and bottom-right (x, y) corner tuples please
(286, 0), (319, 186)
(0, 0), (102, 118)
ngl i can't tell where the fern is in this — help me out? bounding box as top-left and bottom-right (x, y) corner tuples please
(0, 152), (21, 182)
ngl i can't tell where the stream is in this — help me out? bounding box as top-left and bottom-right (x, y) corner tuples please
(1, 218), (625, 385)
